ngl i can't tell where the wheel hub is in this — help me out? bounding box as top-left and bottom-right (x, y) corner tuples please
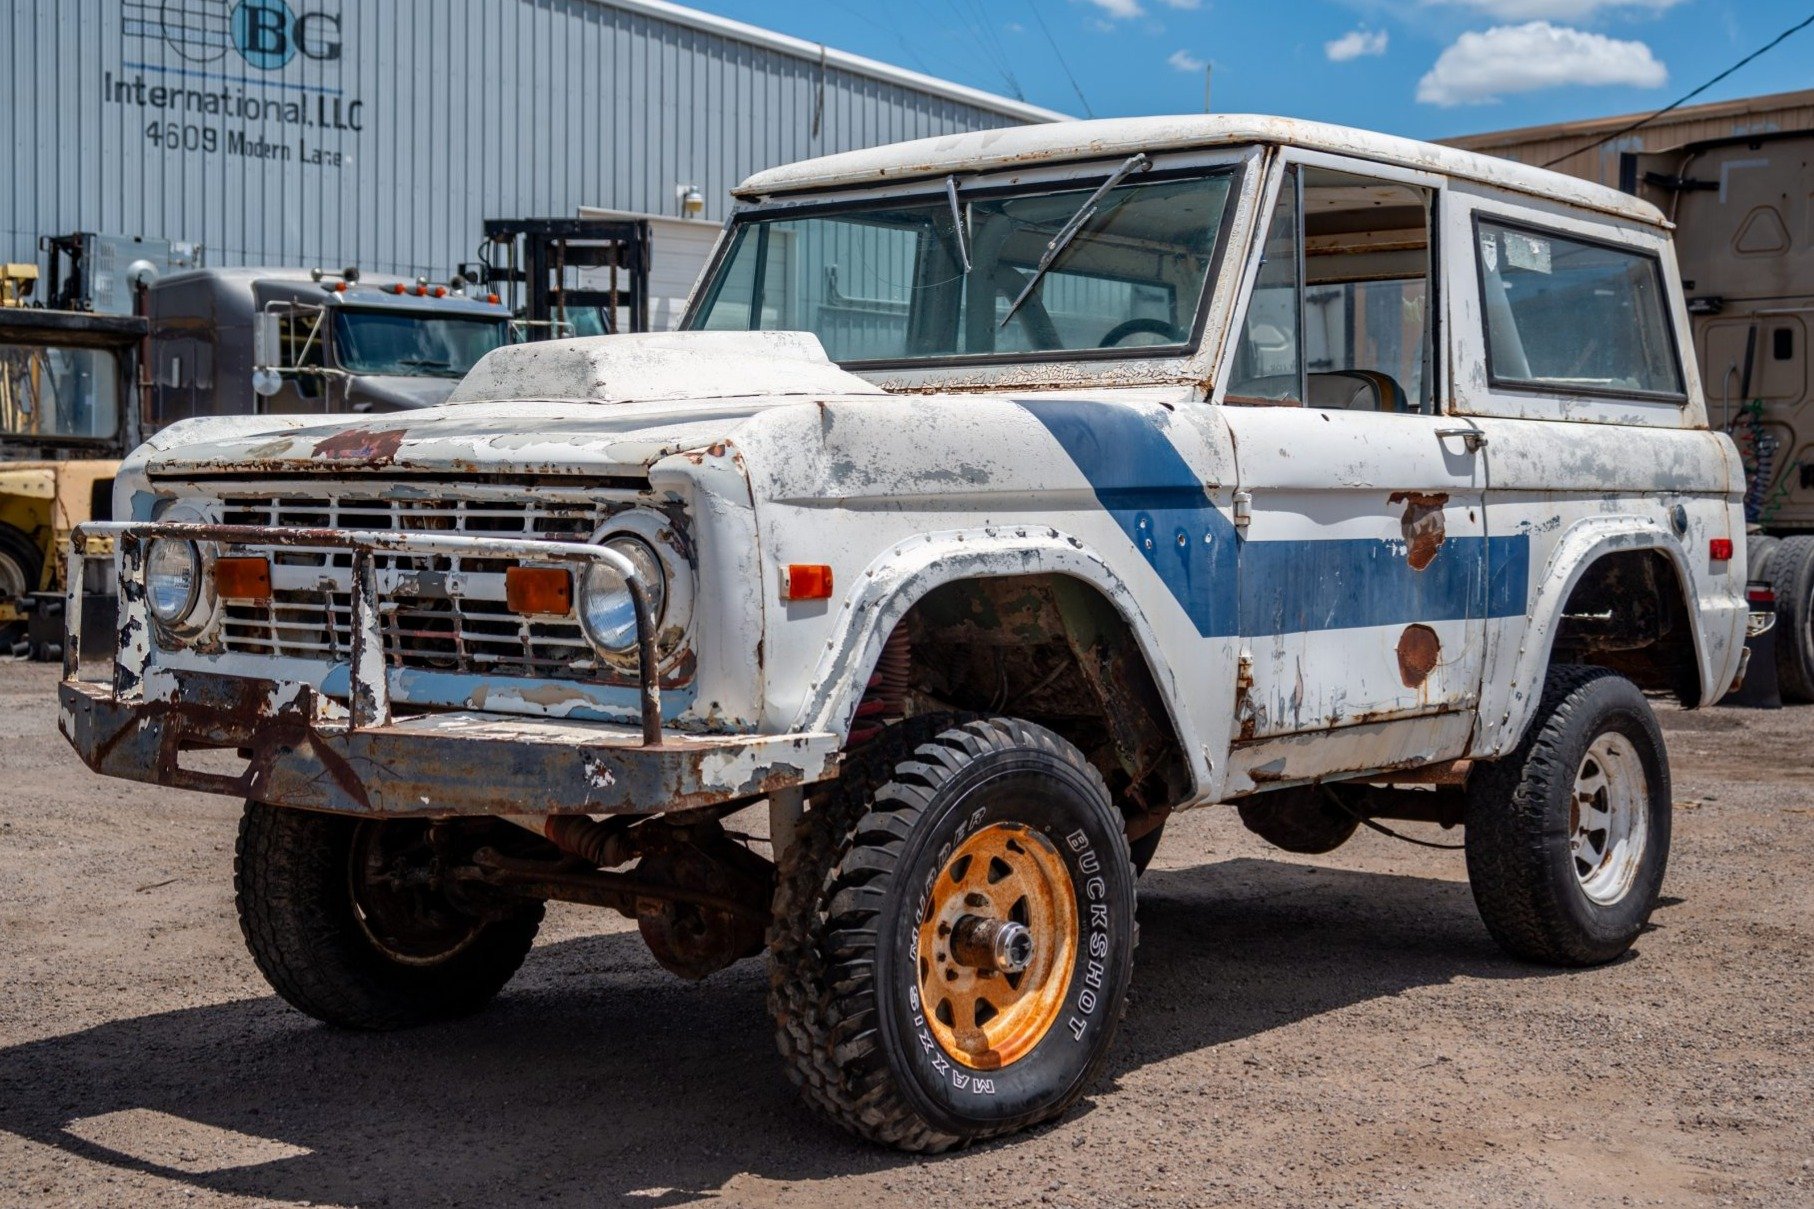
(916, 821), (1077, 1071)
(1569, 732), (1650, 906)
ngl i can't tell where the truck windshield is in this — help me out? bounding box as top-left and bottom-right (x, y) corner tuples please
(688, 167), (1237, 365)
(0, 343), (120, 440)
(331, 310), (507, 378)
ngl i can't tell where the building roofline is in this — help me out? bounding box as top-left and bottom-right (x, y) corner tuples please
(1441, 87), (1814, 150)
(599, 0), (1069, 125)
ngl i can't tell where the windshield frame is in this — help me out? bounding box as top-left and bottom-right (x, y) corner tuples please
(683, 146), (1258, 386)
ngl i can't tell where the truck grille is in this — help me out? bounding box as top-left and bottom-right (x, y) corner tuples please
(214, 492), (618, 681)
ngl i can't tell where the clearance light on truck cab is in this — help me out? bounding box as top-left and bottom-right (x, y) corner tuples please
(214, 556), (271, 603)
(1710, 538), (1734, 562)
(783, 564), (834, 601)
(506, 566), (573, 616)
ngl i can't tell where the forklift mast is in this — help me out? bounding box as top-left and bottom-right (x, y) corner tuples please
(474, 217), (652, 340)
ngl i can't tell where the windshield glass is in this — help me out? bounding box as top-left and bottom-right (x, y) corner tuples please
(0, 343), (120, 440)
(688, 167), (1237, 365)
(331, 310), (507, 377)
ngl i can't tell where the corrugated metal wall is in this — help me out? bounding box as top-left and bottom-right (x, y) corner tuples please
(4, 0), (1053, 281)
(1442, 89), (1814, 190)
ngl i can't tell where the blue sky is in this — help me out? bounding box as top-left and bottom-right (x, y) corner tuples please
(688, 0), (1813, 140)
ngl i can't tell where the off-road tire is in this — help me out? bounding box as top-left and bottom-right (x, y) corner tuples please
(1768, 535), (1814, 703)
(1465, 666), (1671, 966)
(1237, 785), (1361, 854)
(768, 716), (1137, 1152)
(235, 801), (543, 1029)
(0, 523), (42, 647)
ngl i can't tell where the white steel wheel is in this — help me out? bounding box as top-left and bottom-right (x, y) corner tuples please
(1570, 733), (1649, 906)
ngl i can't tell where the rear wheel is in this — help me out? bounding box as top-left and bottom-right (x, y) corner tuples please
(1465, 667), (1670, 966)
(235, 802), (543, 1029)
(1768, 535), (1814, 702)
(0, 523), (43, 649)
(768, 717), (1136, 1151)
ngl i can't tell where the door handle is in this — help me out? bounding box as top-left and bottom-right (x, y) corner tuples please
(1435, 427), (1488, 453)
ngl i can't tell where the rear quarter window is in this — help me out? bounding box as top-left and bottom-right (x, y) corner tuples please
(1474, 217), (1684, 401)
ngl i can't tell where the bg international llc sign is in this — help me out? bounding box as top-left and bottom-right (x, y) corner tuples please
(110, 0), (363, 167)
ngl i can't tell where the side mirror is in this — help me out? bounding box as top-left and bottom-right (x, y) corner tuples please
(251, 313), (283, 397)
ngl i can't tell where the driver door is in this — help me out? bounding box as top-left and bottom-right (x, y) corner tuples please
(1219, 158), (1494, 751)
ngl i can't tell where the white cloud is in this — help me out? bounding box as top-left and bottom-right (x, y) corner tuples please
(1085, 0), (1144, 19)
(1168, 49), (1207, 72)
(1427, 0), (1685, 19)
(1157, 0), (1203, 8)
(1325, 29), (1388, 61)
(1416, 21), (1666, 105)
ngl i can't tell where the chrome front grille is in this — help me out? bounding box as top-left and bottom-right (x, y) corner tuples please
(215, 491), (618, 681)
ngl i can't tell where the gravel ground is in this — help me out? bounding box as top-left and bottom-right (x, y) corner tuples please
(1, 660), (1810, 1208)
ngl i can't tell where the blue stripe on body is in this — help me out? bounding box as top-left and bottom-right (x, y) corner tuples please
(1017, 400), (1530, 638)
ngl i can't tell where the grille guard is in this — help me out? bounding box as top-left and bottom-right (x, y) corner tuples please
(63, 520), (666, 745)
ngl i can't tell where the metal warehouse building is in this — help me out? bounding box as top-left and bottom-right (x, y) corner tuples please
(4, 0), (1059, 306)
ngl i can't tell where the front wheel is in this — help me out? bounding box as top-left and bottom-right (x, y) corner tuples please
(1465, 667), (1670, 966)
(235, 802), (543, 1029)
(768, 717), (1136, 1151)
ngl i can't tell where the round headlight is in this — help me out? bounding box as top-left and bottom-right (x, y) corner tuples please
(580, 535), (667, 654)
(145, 538), (204, 628)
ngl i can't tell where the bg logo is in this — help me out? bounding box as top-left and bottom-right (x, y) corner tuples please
(133, 0), (341, 70)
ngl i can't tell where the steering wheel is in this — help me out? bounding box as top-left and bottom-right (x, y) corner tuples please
(1099, 317), (1188, 348)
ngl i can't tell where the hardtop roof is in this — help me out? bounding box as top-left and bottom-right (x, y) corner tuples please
(733, 114), (1668, 227)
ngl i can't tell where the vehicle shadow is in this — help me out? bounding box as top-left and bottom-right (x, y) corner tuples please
(0, 856), (1572, 1205)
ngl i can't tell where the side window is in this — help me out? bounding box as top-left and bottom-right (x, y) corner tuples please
(1229, 165), (1435, 413)
(1475, 219), (1683, 398)
(281, 311), (325, 399)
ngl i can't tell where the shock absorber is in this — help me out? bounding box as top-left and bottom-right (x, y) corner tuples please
(847, 627), (910, 747)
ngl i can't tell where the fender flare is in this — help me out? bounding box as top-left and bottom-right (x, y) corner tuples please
(789, 525), (1205, 787)
(1478, 517), (1743, 757)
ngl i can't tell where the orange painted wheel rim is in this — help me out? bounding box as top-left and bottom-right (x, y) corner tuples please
(916, 822), (1077, 1071)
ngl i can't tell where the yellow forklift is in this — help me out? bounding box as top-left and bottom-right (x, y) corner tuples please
(0, 262), (147, 659)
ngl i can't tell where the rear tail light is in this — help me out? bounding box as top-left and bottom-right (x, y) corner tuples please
(1747, 584), (1776, 609)
(1710, 538), (1734, 561)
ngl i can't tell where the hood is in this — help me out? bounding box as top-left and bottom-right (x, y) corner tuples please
(134, 394), (878, 479)
(343, 373), (461, 412)
(136, 330), (887, 479)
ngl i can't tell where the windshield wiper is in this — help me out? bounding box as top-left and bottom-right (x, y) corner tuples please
(1000, 151), (1150, 329)
(945, 175), (971, 273)
(398, 358), (452, 369)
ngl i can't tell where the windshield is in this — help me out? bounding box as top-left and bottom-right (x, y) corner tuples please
(0, 343), (120, 440)
(331, 310), (507, 377)
(688, 167), (1237, 365)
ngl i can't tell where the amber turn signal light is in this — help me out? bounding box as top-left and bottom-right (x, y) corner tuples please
(783, 563), (834, 601)
(506, 566), (573, 615)
(214, 556), (271, 602)
(1709, 538), (1734, 562)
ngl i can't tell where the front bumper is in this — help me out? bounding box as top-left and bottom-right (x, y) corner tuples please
(59, 671), (838, 816)
(58, 520), (839, 817)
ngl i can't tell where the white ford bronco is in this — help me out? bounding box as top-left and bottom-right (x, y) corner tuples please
(62, 117), (1752, 1151)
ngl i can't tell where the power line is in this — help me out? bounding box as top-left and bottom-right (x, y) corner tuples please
(1540, 11), (1814, 169)
(1026, 0), (1093, 117)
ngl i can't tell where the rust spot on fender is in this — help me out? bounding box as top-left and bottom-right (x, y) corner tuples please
(1389, 491), (1448, 571)
(1396, 624), (1440, 688)
(311, 427), (407, 464)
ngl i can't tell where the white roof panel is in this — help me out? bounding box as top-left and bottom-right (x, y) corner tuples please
(734, 114), (1668, 226)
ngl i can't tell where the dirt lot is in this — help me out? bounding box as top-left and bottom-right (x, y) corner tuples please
(1, 661), (1810, 1208)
